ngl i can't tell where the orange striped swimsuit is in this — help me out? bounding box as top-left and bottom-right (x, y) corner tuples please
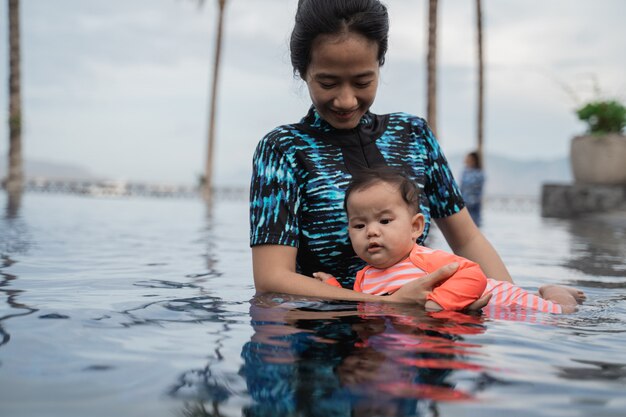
(348, 244), (562, 313)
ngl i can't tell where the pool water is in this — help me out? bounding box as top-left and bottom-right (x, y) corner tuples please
(0, 192), (625, 417)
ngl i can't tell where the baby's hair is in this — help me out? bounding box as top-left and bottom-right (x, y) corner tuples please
(344, 167), (421, 214)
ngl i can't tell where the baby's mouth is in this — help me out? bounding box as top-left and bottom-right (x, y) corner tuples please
(367, 242), (382, 252)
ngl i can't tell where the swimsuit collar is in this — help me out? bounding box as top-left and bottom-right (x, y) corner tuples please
(301, 106), (375, 133)
(296, 106), (388, 147)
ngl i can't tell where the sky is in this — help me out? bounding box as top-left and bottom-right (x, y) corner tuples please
(0, 0), (625, 185)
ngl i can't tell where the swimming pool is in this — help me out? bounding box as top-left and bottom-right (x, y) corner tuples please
(0, 192), (624, 417)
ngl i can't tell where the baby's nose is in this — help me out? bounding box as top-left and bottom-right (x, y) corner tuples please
(366, 225), (380, 237)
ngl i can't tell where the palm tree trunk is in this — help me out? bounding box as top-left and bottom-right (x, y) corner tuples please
(426, 0), (438, 138)
(204, 0), (227, 201)
(7, 0), (23, 193)
(476, 0), (485, 165)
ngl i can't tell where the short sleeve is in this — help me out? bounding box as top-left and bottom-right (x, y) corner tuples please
(249, 133), (301, 248)
(420, 124), (465, 218)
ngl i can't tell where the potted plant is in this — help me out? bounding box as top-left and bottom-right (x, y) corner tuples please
(570, 99), (626, 184)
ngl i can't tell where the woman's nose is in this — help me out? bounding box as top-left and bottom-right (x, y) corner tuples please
(333, 86), (357, 109)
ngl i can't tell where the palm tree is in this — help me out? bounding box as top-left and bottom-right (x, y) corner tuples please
(203, 0), (227, 201)
(426, 0), (438, 138)
(6, 0), (23, 193)
(475, 0), (485, 165)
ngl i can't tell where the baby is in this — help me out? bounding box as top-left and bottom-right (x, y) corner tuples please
(315, 168), (585, 313)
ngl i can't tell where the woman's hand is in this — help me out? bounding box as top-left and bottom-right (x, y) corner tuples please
(388, 262), (491, 310)
(387, 263), (459, 305)
(464, 292), (492, 310)
(312, 272), (334, 282)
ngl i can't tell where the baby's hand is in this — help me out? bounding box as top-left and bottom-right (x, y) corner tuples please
(312, 272), (335, 282)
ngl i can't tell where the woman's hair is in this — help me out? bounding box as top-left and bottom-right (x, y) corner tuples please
(344, 167), (421, 214)
(467, 151), (482, 170)
(290, 0), (389, 78)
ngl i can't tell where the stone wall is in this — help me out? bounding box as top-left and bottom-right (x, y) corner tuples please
(541, 183), (626, 218)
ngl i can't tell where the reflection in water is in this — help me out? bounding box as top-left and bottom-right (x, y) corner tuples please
(165, 293), (247, 417)
(0, 255), (38, 348)
(563, 216), (626, 277)
(165, 294), (497, 416)
(5, 189), (22, 219)
(1, 191), (30, 255)
(167, 209), (249, 416)
(117, 295), (243, 327)
(167, 295), (581, 416)
(236, 296), (490, 417)
(178, 401), (227, 417)
(556, 359), (626, 382)
(0, 191), (36, 352)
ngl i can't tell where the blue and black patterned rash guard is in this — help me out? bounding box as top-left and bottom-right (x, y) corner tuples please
(250, 107), (465, 287)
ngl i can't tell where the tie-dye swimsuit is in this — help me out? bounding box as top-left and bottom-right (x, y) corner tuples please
(249, 107), (463, 285)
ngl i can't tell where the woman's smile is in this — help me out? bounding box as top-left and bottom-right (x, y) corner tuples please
(331, 108), (358, 123)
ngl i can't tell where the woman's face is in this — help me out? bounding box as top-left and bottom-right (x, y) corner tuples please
(305, 32), (380, 130)
(464, 154), (477, 168)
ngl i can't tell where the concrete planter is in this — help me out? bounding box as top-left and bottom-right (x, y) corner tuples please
(570, 134), (626, 185)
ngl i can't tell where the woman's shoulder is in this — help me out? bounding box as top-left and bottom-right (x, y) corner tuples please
(260, 123), (301, 144)
(382, 112), (434, 137)
(254, 122), (308, 156)
(379, 112), (437, 146)
(385, 112), (429, 126)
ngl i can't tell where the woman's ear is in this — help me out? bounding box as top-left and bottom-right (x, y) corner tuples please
(411, 213), (425, 240)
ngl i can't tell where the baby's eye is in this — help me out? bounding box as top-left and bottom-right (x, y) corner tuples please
(380, 218), (392, 225)
(352, 223), (365, 229)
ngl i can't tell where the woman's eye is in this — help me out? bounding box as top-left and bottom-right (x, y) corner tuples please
(355, 81), (372, 88)
(320, 82), (336, 89)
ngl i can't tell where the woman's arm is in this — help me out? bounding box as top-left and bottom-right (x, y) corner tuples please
(252, 244), (461, 304)
(436, 208), (514, 283)
(253, 245), (377, 301)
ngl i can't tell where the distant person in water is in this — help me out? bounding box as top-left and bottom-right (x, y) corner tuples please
(315, 168), (586, 313)
(460, 151), (485, 226)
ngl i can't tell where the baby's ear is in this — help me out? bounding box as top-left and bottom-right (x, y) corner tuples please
(411, 213), (425, 239)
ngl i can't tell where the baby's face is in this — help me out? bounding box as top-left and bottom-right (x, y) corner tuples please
(346, 181), (424, 269)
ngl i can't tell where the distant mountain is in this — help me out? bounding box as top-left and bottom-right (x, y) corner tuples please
(0, 158), (98, 180)
(447, 153), (572, 197)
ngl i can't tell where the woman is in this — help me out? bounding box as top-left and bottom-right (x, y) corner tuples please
(249, 0), (512, 305)
(460, 151), (486, 227)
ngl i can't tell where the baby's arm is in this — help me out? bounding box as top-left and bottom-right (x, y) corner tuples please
(428, 264), (487, 311)
(314, 273), (471, 311)
(315, 270), (493, 311)
(312, 272), (342, 288)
